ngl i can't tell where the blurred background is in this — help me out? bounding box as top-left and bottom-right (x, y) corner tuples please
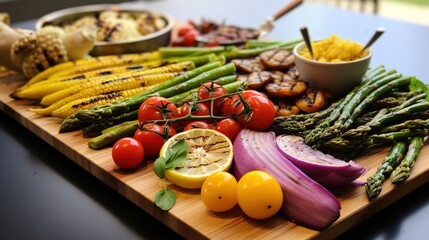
(1, 0), (429, 26)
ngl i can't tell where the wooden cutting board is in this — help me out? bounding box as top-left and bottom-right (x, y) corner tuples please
(1, 72), (429, 240)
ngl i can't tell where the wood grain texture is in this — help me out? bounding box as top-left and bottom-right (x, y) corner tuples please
(1, 73), (429, 240)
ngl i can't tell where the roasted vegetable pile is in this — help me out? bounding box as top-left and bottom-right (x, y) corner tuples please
(270, 65), (429, 198)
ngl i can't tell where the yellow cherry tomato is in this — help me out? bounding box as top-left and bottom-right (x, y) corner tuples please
(237, 170), (283, 219)
(201, 172), (238, 212)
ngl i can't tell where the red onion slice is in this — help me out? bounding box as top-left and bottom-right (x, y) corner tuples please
(276, 135), (368, 187)
(233, 129), (340, 230)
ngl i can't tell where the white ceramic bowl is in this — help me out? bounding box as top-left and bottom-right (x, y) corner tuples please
(36, 4), (174, 56)
(293, 41), (371, 97)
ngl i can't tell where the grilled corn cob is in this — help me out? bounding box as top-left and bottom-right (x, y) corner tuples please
(15, 63), (184, 101)
(26, 61), (194, 89)
(46, 51), (160, 79)
(40, 72), (180, 106)
(13, 79), (87, 100)
(8, 25), (97, 79)
(11, 26), (69, 78)
(51, 87), (148, 118)
(24, 53), (158, 87)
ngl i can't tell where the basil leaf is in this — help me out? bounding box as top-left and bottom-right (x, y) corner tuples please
(409, 77), (429, 101)
(153, 157), (166, 179)
(165, 139), (188, 169)
(155, 188), (176, 211)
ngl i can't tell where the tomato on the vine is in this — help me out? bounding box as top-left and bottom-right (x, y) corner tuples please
(201, 172), (238, 212)
(177, 24), (196, 38)
(173, 102), (211, 129)
(215, 118), (241, 142)
(178, 102), (211, 118)
(220, 95), (240, 116)
(235, 94), (275, 131)
(183, 121), (213, 131)
(111, 137), (144, 169)
(134, 123), (176, 157)
(138, 96), (179, 124)
(220, 90), (266, 117)
(182, 29), (200, 46)
(197, 82), (227, 115)
(237, 170), (283, 219)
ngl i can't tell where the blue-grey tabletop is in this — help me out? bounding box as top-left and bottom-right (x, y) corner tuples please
(1, 0), (429, 239)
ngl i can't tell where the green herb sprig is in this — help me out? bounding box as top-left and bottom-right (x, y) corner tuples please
(153, 139), (188, 211)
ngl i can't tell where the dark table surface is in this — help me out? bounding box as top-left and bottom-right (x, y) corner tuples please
(1, 0), (429, 239)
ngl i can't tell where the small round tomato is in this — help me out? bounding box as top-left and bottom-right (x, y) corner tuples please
(220, 91), (266, 117)
(112, 137), (144, 169)
(177, 24), (196, 38)
(241, 90), (267, 99)
(235, 94), (275, 131)
(138, 96), (179, 124)
(215, 118), (241, 142)
(134, 123), (176, 157)
(237, 170), (283, 219)
(220, 95), (240, 116)
(182, 29), (199, 46)
(201, 172), (238, 212)
(178, 102), (211, 118)
(198, 82), (227, 115)
(183, 121), (213, 131)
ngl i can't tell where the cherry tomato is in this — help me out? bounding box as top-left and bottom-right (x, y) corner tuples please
(215, 118), (241, 142)
(235, 94), (275, 131)
(173, 102), (211, 129)
(111, 137), (144, 169)
(241, 90), (267, 99)
(138, 96), (179, 124)
(220, 90), (266, 117)
(237, 170), (283, 219)
(220, 95), (240, 116)
(178, 102), (211, 118)
(177, 24), (196, 38)
(134, 123), (176, 157)
(182, 29), (199, 46)
(201, 172), (238, 212)
(197, 82), (227, 114)
(183, 121), (213, 131)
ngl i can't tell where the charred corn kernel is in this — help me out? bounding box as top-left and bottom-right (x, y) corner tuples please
(40, 72), (180, 106)
(47, 51), (160, 79)
(51, 87), (147, 118)
(24, 52), (154, 87)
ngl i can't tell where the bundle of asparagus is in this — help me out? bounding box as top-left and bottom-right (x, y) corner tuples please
(270, 65), (429, 199)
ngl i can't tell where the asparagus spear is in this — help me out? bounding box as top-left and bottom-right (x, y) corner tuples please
(317, 129), (429, 154)
(366, 141), (407, 199)
(391, 136), (425, 184)
(379, 119), (429, 133)
(343, 101), (429, 138)
(87, 120), (139, 150)
(82, 110), (139, 138)
(270, 98), (344, 135)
